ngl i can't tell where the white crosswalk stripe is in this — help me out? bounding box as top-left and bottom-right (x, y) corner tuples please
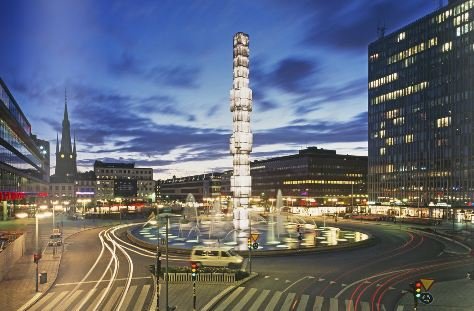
(102, 286), (123, 311)
(233, 287), (258, 311)
(313, 296), (324, 311)
(135, 284), (151, 311)
(297, 294), (309, 311)
(211, 286), (394, 311)
(28, 284), (152, 311)
(249, 289), (270, 311)
(56, 289), (83, 311)
(215, 286), (245, 311)
(281, 292), (296, 311)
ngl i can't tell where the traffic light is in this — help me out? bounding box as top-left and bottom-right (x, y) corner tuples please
(414, 281), (422, 298)
(33, 253), (41, 263)
(248, 238), (252, 250)
(253, 242), (259, 249)
(148, 264), (155, 274)
(297, 225), (303, 240)
(191, 262), (198, 281)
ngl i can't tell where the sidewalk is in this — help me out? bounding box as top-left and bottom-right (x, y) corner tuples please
(0, 218), (122, 311)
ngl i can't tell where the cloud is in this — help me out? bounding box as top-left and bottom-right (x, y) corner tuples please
(253, 57), (319, 95)
(299, 0), (433, 50)
(148, 65), (201, 88)
(255, 111), (368, 146)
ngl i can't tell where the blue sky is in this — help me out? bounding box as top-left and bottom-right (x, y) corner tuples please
(0, 0), (437, 179)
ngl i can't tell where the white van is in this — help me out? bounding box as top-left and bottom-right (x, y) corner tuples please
(190, 246), (243, 269)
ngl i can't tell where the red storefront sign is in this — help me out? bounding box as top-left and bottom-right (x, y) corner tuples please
(0, 192), (49, 201)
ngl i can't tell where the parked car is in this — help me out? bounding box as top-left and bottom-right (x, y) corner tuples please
(190, 246), (243, 269)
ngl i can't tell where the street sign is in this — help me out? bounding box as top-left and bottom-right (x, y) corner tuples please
(420, 278), (435, 291)
(251, 233), (260, 243)
(419, 292), (434, 305)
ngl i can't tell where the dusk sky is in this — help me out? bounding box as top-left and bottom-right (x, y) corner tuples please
(0, 0), (437, 179)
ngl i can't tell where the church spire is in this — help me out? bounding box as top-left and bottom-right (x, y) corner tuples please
(73, 132), (76, 154)
(60, 89), (72, 154)
(56, 132), (59, 154)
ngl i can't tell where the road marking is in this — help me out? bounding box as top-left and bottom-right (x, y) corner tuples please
(275, 278), (279, 281)
(388, 286), (395, 290)
(121, 285), (138, 309)
(329, 298), (338, 311)
(102, 286), (123, 311)
(400, 290), (408, 294)
(282, 276), (313, 293)
(85, 287), (107, 311)
(135, 284), (150, 311)
(56, 289), (83, 311)
(329, 281), (336, 284)
(281, 292), (296, 311)
(360, 301), (370, 311)
(248, 289), (270, 311)
(345, 299), (354, 311)
(28, 293), (55, 311)
(297, 294), (309, 311)
(264, 275), (270, 279)
(55, 276), (150, 286)
(318, 278), (325, 282)
(233, 287), (257, 311)
(215, 286), (245, 311)
(17, 292), (43, 311)
(313, 296), (324, 311)
(376, 283), (381, 287)
(266, 290), (283, 310)
(342, 283), (347, 287)
(44, 291), (69, 310)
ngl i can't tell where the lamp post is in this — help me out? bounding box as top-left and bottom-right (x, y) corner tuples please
(158, 213), (179, 311)
(35, 207), (39, 292)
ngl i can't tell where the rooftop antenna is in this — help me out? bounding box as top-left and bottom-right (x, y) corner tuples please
(377, 21), (386, 39)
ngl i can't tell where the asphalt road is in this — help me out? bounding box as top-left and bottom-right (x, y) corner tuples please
(28, 224), (156, 311)
(211, 220), (472, 311)
(26, 219), (472, 311)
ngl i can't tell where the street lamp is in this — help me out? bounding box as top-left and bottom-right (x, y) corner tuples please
(157, 212), (180, 311)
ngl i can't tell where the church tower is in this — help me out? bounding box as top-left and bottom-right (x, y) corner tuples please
(55, 91), (77, 181)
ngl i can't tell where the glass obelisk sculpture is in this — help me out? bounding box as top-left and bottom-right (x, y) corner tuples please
(230, 32), (252, 230)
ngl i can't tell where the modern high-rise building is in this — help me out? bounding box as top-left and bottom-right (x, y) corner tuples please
(0, 78), (50, 218)
(54, 95), (77, 182)
(368, 0), (474, 216)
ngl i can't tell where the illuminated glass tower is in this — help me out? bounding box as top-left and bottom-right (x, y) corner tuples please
(368, 0), (474, 213)
(230, 32), (253, 229)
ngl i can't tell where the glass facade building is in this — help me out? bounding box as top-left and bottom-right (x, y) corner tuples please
(0, 78), (49, 200)
(368, 0), (474, 209)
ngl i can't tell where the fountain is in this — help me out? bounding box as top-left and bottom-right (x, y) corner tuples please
(129, 33), (370, 253)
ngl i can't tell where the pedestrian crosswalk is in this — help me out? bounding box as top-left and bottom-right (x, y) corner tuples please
(29, 283), (153, 311)
(212, 286), (403, 311)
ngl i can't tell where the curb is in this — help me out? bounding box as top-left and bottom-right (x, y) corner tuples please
(409, 227), (472, 255)
(18, 224), (115, 311)
(127, 225), (376, 257)
(201, 272), (259, 311)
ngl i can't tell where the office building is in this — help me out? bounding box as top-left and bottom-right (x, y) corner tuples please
(94, 161), (155, 203)
(368, 0), (474, 217)
(251, 147), (367, 208)
(0, 78), (49, 218)
(158, 173), (223, 202)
